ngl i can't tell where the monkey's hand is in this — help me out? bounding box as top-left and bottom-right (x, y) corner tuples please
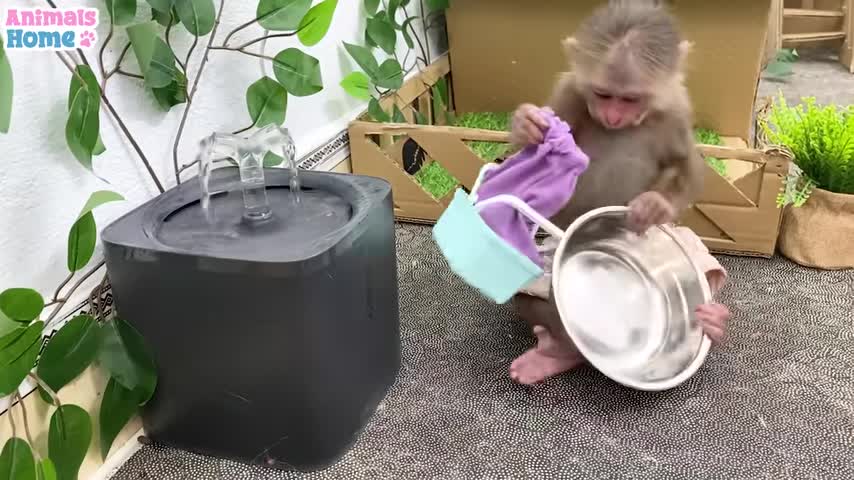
(510, 104), (552, 146)
(696, 302), (730, 344)
(627, 191), (676, 233)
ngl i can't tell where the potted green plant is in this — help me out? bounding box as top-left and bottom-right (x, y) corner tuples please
(760, 94), (854, 270)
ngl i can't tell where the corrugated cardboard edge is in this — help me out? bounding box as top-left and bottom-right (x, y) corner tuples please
(445, 0), (772, 140)
(350, 117), (790, 257)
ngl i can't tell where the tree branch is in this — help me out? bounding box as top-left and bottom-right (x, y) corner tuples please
(14, 393), (36, 448)
(173, 0), (227, 185)
(226, 31), (299, 51)
(6, 397), (16, 438)
(28, 374), (61, 408)
(52, 271), (74, 302)
(404, 4), (431, 69)
(222, 17), (258, 47)
(184, 36), (199, 73)
(166, 16), (186, 72)
(55, 52), (166, 193)
(104, 42), (132, 84)
(117, 70), (145, 80)
(45, 261), (106, 329)
(209, 46), (276, 63)
(98, 21), (114, 89)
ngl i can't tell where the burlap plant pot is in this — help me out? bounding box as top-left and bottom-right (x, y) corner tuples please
(778, 187), (854, 270)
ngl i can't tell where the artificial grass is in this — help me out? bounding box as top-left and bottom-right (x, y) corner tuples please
(694, 127), (729, 178)
(414, 112), (511, 199)
(413, 112), (729, 199)
(454, 111), (513, 162)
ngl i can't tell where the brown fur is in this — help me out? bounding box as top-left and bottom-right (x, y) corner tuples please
(514, 1), (704, 342)
(546, 71), (703, 229)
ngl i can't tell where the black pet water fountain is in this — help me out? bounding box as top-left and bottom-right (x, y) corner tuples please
(101, 125), (400, 470)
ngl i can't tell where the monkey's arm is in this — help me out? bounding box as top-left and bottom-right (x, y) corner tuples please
(649, 132), (704, 215)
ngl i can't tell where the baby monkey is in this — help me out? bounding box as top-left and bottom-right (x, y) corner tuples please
(508, 0), (731, 385)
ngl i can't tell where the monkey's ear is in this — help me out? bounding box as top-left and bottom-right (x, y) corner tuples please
(561, 36), (578, 61)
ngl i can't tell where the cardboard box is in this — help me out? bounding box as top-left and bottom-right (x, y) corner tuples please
(445, 0), (772, 142)
(348, 54), (789, 256)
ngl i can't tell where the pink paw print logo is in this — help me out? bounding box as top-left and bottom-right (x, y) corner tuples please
(79, 30), (96, 48)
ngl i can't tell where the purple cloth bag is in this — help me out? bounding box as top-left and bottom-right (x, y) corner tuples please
(476, 110), (590, 266)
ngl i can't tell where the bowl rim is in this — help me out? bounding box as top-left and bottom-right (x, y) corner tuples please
(551, 205), (712, 391)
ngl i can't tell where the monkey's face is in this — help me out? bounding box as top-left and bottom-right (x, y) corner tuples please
(586, 88), (650, 130)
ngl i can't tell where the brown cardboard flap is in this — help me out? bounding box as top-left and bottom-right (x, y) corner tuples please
(446, 0), (771, 140)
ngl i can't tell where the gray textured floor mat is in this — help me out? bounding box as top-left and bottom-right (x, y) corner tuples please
(110, 223), (854, 480)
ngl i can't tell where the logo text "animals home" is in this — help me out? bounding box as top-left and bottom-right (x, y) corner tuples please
(3, 8), (99, 51)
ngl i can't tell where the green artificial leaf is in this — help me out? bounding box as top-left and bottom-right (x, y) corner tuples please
(387, 0), (404, 24)
(67, 214), (96, 273)
(343, 42), (379, 77)
(764, 60), (794, 78)
(366, 12), (396, 55)
(36, 459), (57, 480)
(99, 377), (142, 459)
(151, 70), (188, 110)
(127, 22), (180, 89)
(99, 317), (157, 404)
(368, 97), (390, 122)
(67, 190), (125, 272)
(400, 16), (417, 48)
(48, 405), (92, 480)
(0, 438), (36, 480)
(0, 321), (44, 397)
(392, 104), (406, 123)
(272, 48), (323, 97)
(246, 76), (288, 128)
(37, 315), (101, 395)
(414, 109), (428, 125)
(0, 38), (12, 134)
(174, 0), (216, 36)
(375, 58), (403, 89)
(263, 152), (284, 167)
(426, 0), (449, 11)
(93, 136), (106, 156)
(151, 6), (179, 26)
(106, 0), (138, 25)
(0, 288), (44, 323)
(298, 0), (338, 47)
(0, 310), (17, 338)
(145, 0), (174, 12)
(364, 28), (377, 49)
(65, 65), (101, 171)
(257, 0), (312, 31)
(435, 76), (449, 106)
(364, 0), (380, 15)
(67, 63), (104, 157)
(67, 64), (100, 110)
(340, 71), (371, 100)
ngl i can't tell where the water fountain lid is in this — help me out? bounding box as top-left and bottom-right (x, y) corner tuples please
(101, 127), (391, 265)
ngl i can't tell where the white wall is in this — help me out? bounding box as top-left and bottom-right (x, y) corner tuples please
(0, 0), (444, 409)
(0, 0), (440, 308)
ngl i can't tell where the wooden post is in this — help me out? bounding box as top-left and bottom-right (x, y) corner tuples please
(842, 0), (854, 72)
(765, 0), (784, 66)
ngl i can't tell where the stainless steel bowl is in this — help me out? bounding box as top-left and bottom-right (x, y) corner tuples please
(551, 206), (712, 391)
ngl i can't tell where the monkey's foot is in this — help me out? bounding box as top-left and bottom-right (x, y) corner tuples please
(510, 326), (584, 385)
